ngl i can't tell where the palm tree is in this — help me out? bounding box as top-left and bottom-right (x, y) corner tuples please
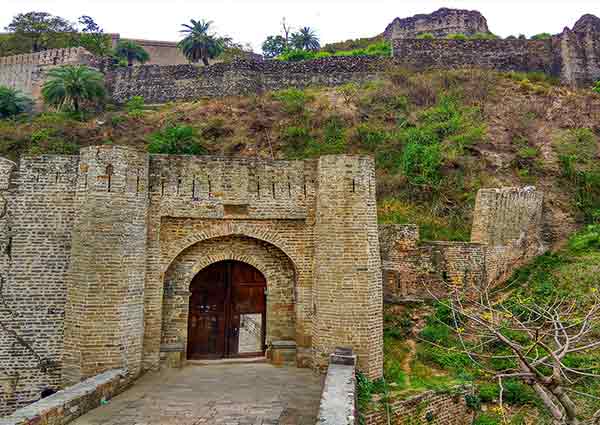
(291, 27), (320, 51)
(0, 86), (33, 118)
(41, 65), (105, 113)
(178, 19), (227, 65)
(115, 41), (150, 67)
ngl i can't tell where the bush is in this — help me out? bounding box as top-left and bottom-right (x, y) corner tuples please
(356, 124), (388, 151)
(473, 413), (501, 425)
(417, 33), (434, 39)
(272, 88), (313, 114)
(148, 124), (206, 155)
(401, 139), (443, 187)
(446, 33), (468, 40)
(477, 380), (538, 406)
(277, 49), (316, 61)
(0, 86), (33, 118)
(281, 125), (314, 159)
(125, 96), (145, 118)
(531, 33), (552, 40)
(594, 81), (600, 94)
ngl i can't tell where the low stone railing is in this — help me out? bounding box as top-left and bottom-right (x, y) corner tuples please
(0, 369), (126, 425)
(317, 348), (357, 425)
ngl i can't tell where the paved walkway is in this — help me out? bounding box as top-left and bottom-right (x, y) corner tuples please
(71, 363), (323, 425)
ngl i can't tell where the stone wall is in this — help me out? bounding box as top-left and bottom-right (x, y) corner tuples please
(381, 187), (546, 302)
(0, 48), (95, 100)
(392, 38), (556, 74)
(0, 155), (79, 416)
(107, 56), (387, 104)
(384, 8), (489, 39)
(0, 370), (126, 425)
(362, 388), (474, 425)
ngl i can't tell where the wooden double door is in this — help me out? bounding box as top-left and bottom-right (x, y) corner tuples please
(187, 260), (267, 359)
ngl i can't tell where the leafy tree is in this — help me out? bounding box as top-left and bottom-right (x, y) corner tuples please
(115, 41), (150, 66)
(291, 27), (320, 51)
(262, 35), (287, 58)
(5, 12), (76, 53)
(77, 15), (111, 56)
(0, 86), (33, 118)
(178, 19), (228, 65)
(531, 32), (552, 40)
(41, 65), (105, 113)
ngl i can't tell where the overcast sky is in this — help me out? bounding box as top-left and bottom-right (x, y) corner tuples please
(2, 0), (599, 51)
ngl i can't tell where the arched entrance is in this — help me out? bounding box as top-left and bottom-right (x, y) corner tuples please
(187, 260), (267, 359)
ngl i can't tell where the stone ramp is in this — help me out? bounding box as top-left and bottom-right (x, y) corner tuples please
(70, 364), (322, 425)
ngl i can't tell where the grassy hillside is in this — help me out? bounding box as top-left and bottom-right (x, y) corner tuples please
(1, 68), (599, 243)
(362, 224), (600, 424)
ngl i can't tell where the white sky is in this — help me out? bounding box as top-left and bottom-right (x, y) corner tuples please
(2, 0), (599, 52)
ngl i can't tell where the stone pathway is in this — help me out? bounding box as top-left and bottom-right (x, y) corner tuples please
(71, 363), (323, 425)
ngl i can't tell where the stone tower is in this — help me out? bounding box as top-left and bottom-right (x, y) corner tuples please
(62, 146), (149, 385)
(312, 156), (383, 379)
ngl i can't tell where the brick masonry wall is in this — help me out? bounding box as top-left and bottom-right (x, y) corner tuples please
(362, 388), (474, 425)
(62, 146), (149, 386)
(0, 155), (79, 416)
(312, 156), (383, 379)
(161, 234), (296, 356)
(141, 155), (319, 371)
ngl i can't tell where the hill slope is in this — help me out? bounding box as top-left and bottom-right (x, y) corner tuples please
(1, 68), (599, 244)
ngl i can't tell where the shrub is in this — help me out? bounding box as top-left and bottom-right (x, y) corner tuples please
(594, 81), (600, 94)
(281, 125), (314, 159)
(148, 124), (206, 155)
(277, 49), (316, 61)
(446, 33), (468, 40)
(356, 124), (388, 151)
(125, 96), (145, 118)
(531, 32), (552, 40)
(0, 86), (33, 118)
(401, 141), (443, 187)
(473, 413), (501, 425)
(417, 33), (435, 39)
(471, 32), (500, 40)
(477, 380), (538, 406)
(272, 88), (313, 114)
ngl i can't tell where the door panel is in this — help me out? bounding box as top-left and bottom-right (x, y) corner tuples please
(187, 261), (267, 359)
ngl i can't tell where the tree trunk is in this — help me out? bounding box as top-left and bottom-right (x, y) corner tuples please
(552, 387), (580, 425)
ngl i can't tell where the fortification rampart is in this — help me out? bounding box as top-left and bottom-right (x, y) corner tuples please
(107, 56), (387, 104)
(392, 38), (557, 74)
(0, 48), (96, 100)
(380, 187), (546, 302)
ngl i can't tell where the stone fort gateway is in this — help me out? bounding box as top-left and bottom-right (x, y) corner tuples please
(0, 6), (594, 425)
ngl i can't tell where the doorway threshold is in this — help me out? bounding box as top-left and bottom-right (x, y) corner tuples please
(187, 356), (268, 366)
